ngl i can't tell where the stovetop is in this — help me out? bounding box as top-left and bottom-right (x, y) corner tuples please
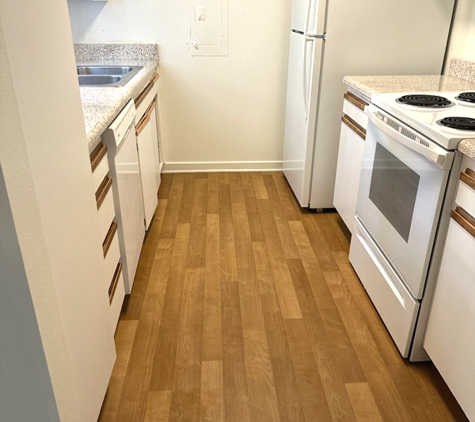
(371, 91), (475, 150)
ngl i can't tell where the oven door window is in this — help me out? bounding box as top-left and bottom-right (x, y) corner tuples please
(369, 143), (420, 243)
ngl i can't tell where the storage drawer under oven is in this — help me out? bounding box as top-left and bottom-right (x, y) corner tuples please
(349, 217), (420, 357)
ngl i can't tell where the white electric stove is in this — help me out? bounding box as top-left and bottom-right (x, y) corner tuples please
(349, 91), (475, 361)
(371, 91), (475, 149)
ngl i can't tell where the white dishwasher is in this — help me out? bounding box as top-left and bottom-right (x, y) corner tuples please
(102, 100), (145, 293)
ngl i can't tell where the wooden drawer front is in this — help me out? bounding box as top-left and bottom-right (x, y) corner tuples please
(98, 187), (115, 243)
(110, 264), (125, 326)
(103, 225), (120, 282)
(343, 93), (368, 129)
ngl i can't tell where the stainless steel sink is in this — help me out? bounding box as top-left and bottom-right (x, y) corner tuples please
(78, 75), (123, 86)
(77, 66), (134, 75)
(77, 65), (143, 87)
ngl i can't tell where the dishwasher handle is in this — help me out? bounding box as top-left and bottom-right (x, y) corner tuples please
(121, 120), (134, 144)
(105, 99), (137, 150)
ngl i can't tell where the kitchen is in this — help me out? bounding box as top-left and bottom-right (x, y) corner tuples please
(2, 0), (475, 420)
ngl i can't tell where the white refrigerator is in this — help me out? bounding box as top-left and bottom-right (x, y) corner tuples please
(282, 0), (456, 209)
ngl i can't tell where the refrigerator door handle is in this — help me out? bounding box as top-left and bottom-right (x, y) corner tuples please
(303, 36), (312, 120)
(305, 31), (326, 40)
(302, 0), (313, 119)
(304, 0), (312, 36)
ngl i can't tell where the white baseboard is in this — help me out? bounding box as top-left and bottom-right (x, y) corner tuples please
(162, 160), (283, 173)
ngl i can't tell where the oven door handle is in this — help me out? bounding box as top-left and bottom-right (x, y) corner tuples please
(367, 106), (454, 170)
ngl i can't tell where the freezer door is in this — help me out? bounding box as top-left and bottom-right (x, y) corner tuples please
(291, 0), (326, 34)
(282, 31), (324, 207)
(290, 0), (307, 32)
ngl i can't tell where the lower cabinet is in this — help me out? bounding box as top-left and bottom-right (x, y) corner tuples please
(135, 72), (161, 231)
(86, 72), (162, 329)
(424, 155), (475, 421)
(136, 98), (160, 230)
(333, 91), (368, 233)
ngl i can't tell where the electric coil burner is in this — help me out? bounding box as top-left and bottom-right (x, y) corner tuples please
(439, 116), (475, 131)
(456, 92), (475, 104)
(396, 94), (453, 108)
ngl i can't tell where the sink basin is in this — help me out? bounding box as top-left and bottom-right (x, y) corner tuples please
(78, 75), (123, 86)
(77, 66), (134, 75)
(76, 65), (143, 87)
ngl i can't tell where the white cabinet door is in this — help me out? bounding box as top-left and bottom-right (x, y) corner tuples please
(425, 155), (475, 421)
(333, 117), (365, 233)
(149, 107), (161, 189)
(424, 204), (475, 420)
(136, 100), (160, 230)
(333, 93), (367, 233)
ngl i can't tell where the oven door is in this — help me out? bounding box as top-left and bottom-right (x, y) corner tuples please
(355, 105), (454, 299)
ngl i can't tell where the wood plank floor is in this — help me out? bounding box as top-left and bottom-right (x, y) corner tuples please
(98, 172), (468, 422)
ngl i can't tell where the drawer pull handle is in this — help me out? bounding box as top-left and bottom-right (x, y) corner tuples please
(134, 72), (159, 108)
(102, 221), (118, 257)
(460, 168), (475, 191)
(344, 91), (369, 111)
(109, 262), (123, 304)
(96, 175), (113, 209)
(342, 114), (366, 140)
(451, 206), (475, 238)
(145, 98), (156, 115)
(356, 233), (405, 307)
(136, 112), (151, 136)
(90, 142), (108, 172)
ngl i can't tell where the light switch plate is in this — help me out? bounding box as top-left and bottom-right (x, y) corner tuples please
(196, 6), (205, 21)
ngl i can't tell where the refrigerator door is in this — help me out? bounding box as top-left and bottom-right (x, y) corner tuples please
(284, 0), (327, 206)
(283, 31), (324, 207)
(290, 0), (307, 32)
(291, 0), (325, 37)
(308, 0), (455, 209)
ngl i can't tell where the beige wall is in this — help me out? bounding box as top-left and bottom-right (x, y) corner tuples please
(68, 0), (292, 172)
(445, 0), (475, 68)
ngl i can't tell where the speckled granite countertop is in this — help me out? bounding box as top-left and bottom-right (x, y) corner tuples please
(343, 58), (475, 160)
(343, 75), (475, 99)
(75, 44), (159, 153)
